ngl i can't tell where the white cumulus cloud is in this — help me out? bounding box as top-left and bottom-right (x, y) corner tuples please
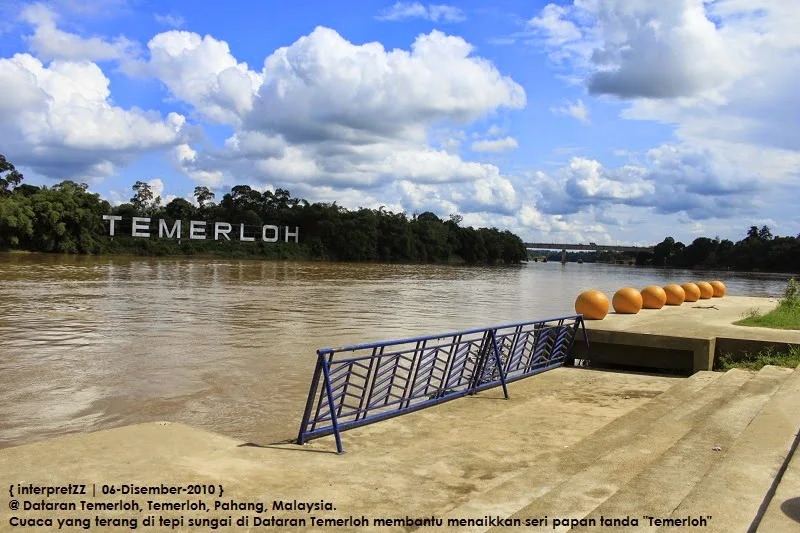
(0, 52), (188, 180)
(154, 14), (185, 28)
(20, 3), (139, 61)
(550, 99), (589, 124)
(471, 137), (519, 153)
(124, 30), (262, 125)
(133, 27), (526, 192)
(529, 0), (741, 99)
(525, 0), (800, 228)
(376, 3), (465, 23)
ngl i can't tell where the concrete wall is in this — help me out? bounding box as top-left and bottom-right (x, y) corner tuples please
(572, 330), (798, 375)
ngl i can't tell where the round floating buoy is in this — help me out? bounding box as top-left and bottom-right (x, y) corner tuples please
(575, 290), (610, 320)
(710, 280), (726, 297)
(681, 282), (701, 302)
(663, 284), (686, 306)
(696, 281), (714, 299)
(641, 285), (667, 309)
(613, 287), (643, 314)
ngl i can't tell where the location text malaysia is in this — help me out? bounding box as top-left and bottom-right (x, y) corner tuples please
(6, 482), (714, 530)
(102, 216), (300, 243)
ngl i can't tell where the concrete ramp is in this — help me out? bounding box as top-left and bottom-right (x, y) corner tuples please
(1, 365), (799, 532)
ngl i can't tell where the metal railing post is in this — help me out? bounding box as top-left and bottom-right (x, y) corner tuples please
(580, 316), (591, 365)
(297, 355), (324, 445)
(320, 354), (345, 454)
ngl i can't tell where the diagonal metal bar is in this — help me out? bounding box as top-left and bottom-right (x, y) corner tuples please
(490, 329), (510, 400)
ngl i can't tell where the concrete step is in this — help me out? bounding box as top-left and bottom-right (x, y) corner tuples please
(483, 368), (759, 533)
(755, 434), (800, 533)
(578, 365), (791, 533)
(416, 370), (722, 532)
(418, 369), (731, 533)
(661, 365), (800, 533)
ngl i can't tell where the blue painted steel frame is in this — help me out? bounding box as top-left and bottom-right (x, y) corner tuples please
(297, 314), (589, 453)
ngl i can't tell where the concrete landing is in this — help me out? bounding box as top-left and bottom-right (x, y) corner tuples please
(575, 296), (800, 372)
(2, 364), (799, 532)
(0, 367), (677, 533)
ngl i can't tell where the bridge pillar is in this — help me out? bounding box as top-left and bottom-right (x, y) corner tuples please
(561, 249), (567, 265)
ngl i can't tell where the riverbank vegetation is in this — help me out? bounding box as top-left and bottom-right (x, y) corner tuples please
(648, 230), (800, 272)
(735, 278), (800, 330)
(0, 154), (528, 265)
(716, 345), (800, 371)
(538, 228), (800, 273)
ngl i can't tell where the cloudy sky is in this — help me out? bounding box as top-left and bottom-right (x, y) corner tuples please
(1, 0), (798, 245)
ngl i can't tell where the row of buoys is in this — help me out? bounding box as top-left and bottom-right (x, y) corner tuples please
(575, 281), (727, 320)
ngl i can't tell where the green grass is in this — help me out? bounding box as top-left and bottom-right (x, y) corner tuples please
(734, 276), (800, 330)
(735, 303), (800, 329)
(717, 345), (800, 371)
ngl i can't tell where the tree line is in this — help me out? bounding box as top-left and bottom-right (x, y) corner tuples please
(647, 228), (800, 272)
(0, 154), (529, 265)
(538, 228), (800, 273)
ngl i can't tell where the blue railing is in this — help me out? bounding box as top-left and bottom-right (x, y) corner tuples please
(296, 314), (589, 453)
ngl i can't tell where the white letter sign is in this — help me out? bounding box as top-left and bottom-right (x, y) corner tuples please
(159, 219), (181, 239)
(190, 220), (206, 240)
(215, 222), (232, 241)
(262, 225), (278, 243)
(239, 223), (254, 242)
(103, 215), (122, 236)
(285, 226), (299, 243)
(132, 217), (150, 238)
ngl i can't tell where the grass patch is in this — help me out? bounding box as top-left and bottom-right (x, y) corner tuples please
(735, 276), (800, 330)
(735, 304), (800, 329)
(717, 345), (800, 371)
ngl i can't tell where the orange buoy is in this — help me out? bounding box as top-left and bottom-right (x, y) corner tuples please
(663, 284), (686, 306)
(575, 290), (610, 320)
(696, 281), (713, 299)
(613, 287), (643, 314)
(710, 280), (726, 297)
(681, 282), (701, 302)
(641, 285), (667, 309)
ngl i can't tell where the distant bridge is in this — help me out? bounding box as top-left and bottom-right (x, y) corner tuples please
(525, 242), (654, 253)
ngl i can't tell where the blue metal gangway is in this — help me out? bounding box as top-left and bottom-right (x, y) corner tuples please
(297, 314), (589, 453)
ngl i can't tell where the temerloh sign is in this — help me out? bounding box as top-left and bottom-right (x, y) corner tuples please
(103, 215), (299, 243)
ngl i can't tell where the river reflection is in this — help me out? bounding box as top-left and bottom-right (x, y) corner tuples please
(0, 253), (792, 448)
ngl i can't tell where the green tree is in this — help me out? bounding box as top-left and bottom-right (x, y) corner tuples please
(684, 237), (717, 267)
(193, 186), (215, 209)
(0, 195), (34, 246)
(164, 198), (197, 221)
(652, 237), (675, 266)
(131, 181), (154, 213)
(0, 154), (24, 195)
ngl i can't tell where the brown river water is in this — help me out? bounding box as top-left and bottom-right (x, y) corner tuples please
(0, 253), (792, 448)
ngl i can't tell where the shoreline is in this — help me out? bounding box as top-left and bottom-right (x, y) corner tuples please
(3, 249), (800, 274)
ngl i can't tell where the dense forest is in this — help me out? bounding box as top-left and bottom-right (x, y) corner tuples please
(534, 228), (800, 273)
(0, 154), (529, 265)
(645, 229), (800, 272)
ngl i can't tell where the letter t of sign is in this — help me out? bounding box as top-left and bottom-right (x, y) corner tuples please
(103, 215), (122, 236)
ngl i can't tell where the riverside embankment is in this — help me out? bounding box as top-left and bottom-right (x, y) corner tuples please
(2, 294), (800, 532)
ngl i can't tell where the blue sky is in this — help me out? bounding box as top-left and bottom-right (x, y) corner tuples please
(1, 0), (799, 245)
